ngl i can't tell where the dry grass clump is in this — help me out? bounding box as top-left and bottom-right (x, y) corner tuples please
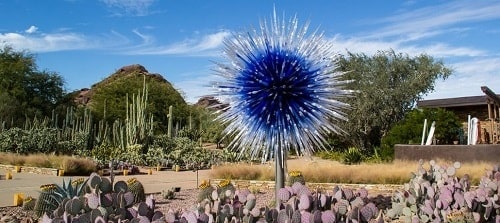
(210, 162), (275, 181)
(211, 157), (497, 185)
(0, 152), (26, 166)
(0, 152), (97, 175)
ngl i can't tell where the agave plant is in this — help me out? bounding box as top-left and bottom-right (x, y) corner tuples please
(43, 178), (89, 215)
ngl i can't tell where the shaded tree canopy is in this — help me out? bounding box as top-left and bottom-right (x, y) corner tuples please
(0, 46), (66, 126)
(334, 49), (452, 150)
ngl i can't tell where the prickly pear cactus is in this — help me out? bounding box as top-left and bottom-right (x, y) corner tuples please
(384, 160), (500, 222)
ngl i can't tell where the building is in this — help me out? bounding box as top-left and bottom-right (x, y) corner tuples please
(416, 86), (500, 144)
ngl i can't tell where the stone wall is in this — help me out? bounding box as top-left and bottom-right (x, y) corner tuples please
(394, 144), (500, 162)
(0, 164), (59, 176)
(210, 179), (403, 197)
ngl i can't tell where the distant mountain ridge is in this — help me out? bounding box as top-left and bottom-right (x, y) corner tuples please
(73, 64), (228, 111)
(74, 64), (176, 106)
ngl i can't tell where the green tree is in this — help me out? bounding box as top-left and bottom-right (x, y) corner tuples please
(0, 46), (66, 126)
(382, 108), (462, 151)
(335, 50), (452, 151)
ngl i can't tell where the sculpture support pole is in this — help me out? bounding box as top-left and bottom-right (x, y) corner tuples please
(275, 143), (284, 209)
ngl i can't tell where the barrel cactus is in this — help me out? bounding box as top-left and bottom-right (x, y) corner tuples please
(22, 196), (36, 211)
(127, 177), (146, 203)
(288, 170), (305, 186)
(217, 179), (235, 200)
(34, 184), (59, 218)
(198, 180), (214, 202)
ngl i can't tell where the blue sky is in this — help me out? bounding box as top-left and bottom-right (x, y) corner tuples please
(1, 0), (499, 103)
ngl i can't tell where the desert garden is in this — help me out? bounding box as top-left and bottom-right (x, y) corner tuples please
(1, 11), (499, 222)
(0, 151), (499, 222)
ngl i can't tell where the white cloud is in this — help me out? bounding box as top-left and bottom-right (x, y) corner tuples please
(25, 25), (38, 34)
(369, 1), (500, 40)
(450, 57), (500, 77)
(172, 71), (223, 104)
(100, 0), (156, 16)
(0, 32), (91, 52)
(415, 56), (500, 100)
(125, 30), (230, 56)
(328, 35), (485, 58)
(0, 29), (134, 53)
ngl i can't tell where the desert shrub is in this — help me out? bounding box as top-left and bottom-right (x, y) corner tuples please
(315, 150), (344, 162)
(382, 108), (461, 149)
(90, 143), (121, 165)
(342, 147), (363, 164)
(59, 157), (97, 175)
(0, 152), (25, 165)
(0, 127), (61, 154)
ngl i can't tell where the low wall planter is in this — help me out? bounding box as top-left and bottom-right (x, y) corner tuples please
(0, 164), (59, 176)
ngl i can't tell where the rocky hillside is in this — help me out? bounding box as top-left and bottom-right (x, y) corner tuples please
(194, 96), (228, 111)
(74, 64), (179, 106)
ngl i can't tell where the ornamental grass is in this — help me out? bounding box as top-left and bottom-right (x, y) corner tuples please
(211, 157), (495, 185)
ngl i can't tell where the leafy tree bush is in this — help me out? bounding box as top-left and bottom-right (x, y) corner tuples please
(0, 46), (67, 127)
(333, 50), (452, 151)
(381, 108), (462, 155)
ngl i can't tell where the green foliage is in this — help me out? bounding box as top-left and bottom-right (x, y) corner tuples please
(343, 147), (363, 165)
(0, 46), (67, 127)
(89, 69), (189, 134)
(117, 144), (145, 165)
(0, 127), (59, 154)
(144, 146), (167, 166)
(90, 143), (118, 165)
(334, 50), (452, 151)
(199, 110), (227, 149)
(315, 150), (344, 162)
(382, 108), (462, 150)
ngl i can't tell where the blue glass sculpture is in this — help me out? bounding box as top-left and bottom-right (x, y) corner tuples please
(213, 10), (350, 205)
